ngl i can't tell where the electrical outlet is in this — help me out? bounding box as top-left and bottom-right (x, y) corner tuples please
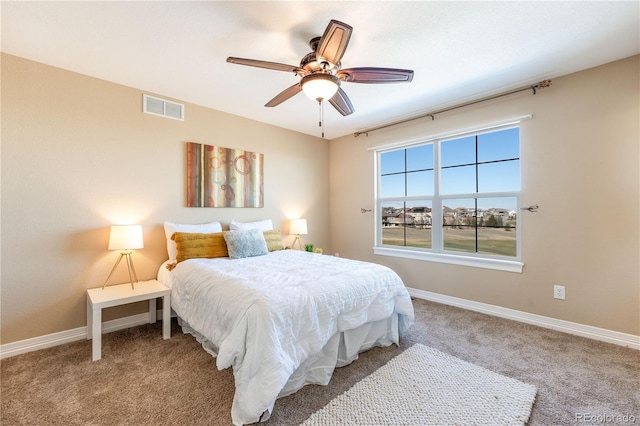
(554, 285), (566, 300)
(335, 253), (340, 257)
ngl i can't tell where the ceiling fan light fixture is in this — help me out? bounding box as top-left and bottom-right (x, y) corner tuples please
(301, 74), (340, 102)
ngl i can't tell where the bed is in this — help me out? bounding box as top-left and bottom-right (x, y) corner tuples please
(157, 223), (414, 426)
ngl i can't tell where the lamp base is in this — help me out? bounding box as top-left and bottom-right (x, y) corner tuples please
(292, 235), (304, 250)
(102, 251), (139, 290)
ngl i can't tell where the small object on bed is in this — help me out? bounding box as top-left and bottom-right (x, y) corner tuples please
(163, 221), (222, 262)
(224, 229), (269, 259)
(172, 231), (229, 262)
(262, 229), (285, 252)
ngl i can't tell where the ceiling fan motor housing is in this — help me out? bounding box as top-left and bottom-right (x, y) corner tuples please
(300, 51), (339, 75)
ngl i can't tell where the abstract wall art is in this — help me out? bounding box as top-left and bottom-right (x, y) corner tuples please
(186, 142), (264, 208)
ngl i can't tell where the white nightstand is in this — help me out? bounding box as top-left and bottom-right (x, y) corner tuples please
(86, 279), (171, 361)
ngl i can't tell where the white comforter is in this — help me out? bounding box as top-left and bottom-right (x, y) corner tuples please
(166, 250), (414, 425)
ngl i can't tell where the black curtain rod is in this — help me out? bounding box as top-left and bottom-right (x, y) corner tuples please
(354, 79), (552, 137)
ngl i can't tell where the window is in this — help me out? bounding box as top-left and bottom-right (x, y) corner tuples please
(375, 125), (523, 272)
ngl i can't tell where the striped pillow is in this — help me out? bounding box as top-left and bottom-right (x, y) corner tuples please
(172, 231), (228, 263)
(263, 230), (284, 252)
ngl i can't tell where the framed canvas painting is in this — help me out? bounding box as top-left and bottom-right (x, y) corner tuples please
(186, 142), (264, 208)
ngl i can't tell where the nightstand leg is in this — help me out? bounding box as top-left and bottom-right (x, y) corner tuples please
(87, 298), (92, 339)
(92, 307), (102, 361)
(162, 294), (171, 339)
(148, 298), (157, 324)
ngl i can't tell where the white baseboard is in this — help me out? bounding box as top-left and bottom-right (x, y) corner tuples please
(409, 288), (640, 350)
(0, 310), (167, 360)
(2, 293), (638, 359)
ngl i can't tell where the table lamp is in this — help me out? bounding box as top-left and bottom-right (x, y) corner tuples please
(289, 219), (307, 250)
(102, 225), (144, 289)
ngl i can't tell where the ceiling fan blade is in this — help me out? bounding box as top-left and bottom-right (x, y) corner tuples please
(316, 20), (353, 65)
(227, 57), (303, 74)
(265, 83), (302, 107)
(337, 67), (414, 83)
(329, 88), (354, 116)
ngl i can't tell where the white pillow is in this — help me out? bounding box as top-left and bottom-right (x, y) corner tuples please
(229, 219), (273, 232)
(163, 221), (222, 261)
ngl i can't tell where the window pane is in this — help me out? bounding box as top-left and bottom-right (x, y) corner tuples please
(477, 227), (517, 256)
(442, 198), (476, 253)
(380, 174), (405, 198)
(406, 144), (433, 172)
(478, 160), (519, 192)
(405, 201), (432, 248)
(407, 170), (434, 196)
(441, 136), (475, 167)
(478, 128), (519, 162)
(477, 197), (517, 256)
(381, 201), (406, 246)
(441, 165), (476, 194)
(381, 201), (432, 248)
(380, 150), (405, 175)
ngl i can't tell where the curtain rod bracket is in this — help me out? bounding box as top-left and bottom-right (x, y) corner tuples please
(532, 79), (553, 95)
(520, 204), (539, 212)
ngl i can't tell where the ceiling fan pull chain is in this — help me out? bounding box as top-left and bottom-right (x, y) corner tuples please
(318, 100), (325, 138)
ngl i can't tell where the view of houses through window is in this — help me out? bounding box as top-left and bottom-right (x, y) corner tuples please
(377, 126), (520, 259)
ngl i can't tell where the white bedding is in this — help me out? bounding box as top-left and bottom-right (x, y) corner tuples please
(159, 250), (414, 425)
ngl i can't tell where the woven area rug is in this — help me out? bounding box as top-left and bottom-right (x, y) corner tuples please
(301, 343), (537, 425)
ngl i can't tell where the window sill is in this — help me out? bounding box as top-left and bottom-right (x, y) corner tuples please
(373, 246), (524, 273)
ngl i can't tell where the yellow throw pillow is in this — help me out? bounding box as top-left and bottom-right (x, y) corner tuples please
(263, 229), (284, 252)
(172, 231), (228, 263)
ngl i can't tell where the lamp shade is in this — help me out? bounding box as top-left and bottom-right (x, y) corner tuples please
(289, 219), (308, 235)
(301, 74), (339, 102)
(108, 225), (144, 250)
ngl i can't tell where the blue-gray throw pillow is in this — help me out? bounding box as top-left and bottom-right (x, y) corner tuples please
(224, 229), (269, 259)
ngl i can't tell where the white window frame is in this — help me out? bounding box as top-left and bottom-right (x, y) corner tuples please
(373, 122), (524, 273)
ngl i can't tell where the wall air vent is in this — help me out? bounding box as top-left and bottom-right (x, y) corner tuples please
(143, 94), (184, 121)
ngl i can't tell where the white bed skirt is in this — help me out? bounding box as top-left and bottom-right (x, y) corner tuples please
(178, 313), (401, 423)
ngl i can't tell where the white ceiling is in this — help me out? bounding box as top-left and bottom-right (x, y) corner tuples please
(2, 1), (639, 140)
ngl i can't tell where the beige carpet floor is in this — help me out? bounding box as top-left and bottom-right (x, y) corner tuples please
(1, 298), (638, 425)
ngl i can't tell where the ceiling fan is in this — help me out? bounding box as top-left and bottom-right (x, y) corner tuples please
(226, 19), (414, 117)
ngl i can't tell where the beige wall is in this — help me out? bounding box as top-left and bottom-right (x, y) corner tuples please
(329, 56), (639, 336)
(1, 54), (329, 344)
(2, 53), (638, 346)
